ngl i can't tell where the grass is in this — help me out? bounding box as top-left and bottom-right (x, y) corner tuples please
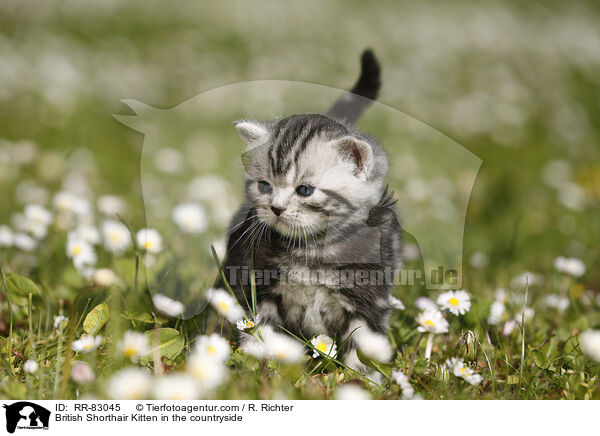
(0, 0), (600, 400)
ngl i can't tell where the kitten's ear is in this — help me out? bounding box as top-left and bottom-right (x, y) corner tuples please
(234, 120), (270, 149)
(334, 136), (374, 180)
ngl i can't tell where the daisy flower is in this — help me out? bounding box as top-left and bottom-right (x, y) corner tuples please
(68, 224), (100, 245)
(152, 293), (185, 317)
(543, 294), (569, 312)
(389, 295), (405, 310)
(391, 370), (414, 399)
(310, 334), (337, 358)
(263, 330), (305, 365)
(72, 335), (103, 353)
(437, 290), (471, 315)
(446, 357), (483, 386)
(53, 315), (68, 330)
(416, 309), (449, 334)
(119, 331), (149, 361)
(194, 334), (230, 362)
(153, 374), (199, 400)
(172, 203), (208, 234)
(13, 233), (37, 251)
(488, 300), (506, 325)
(580, 330), (600, 362)
(236, 314), (261, 332)
(336, 384), (371, 400)
(107, 368), (151, 400)
(352, 323), (393, 363)
(23, 360), (38, 374)
(554, 256), (586, 277)
(240, 336), (267, 359)
(206, 288), (244, 323)
(23, 204), (52, 238)
(66, 236), (97, 271)
(71, 361), (95, 384)
(53, 191), (90, 217)
(186, 353), (227, 390)
(136, 228), (163, 253)
(97, 195), (125, 217)
(92, 268), (122, 287)
(0, 225), (14, 247)
(415, 296), (438, 311)
(101, 220), (131, 254)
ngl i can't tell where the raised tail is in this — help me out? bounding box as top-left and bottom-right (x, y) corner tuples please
(327, 49), (381, 124)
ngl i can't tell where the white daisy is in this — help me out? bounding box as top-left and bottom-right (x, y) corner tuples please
(23, 204), (52, 239)
(53, 191), (90, 217)
(172, 203), (208, 234)
(336, 384), (371, 400)
(68, 224), (100, 245)
(310, 334), (337, 358)
(107, 368), (151, 400)
(153, 374), (199, 400)
(543, 294), (570, 312)
(240, 336), (267, 359)
(514, 307), (535, 325)
(53, 315), (68, 330)
(101, 220), (131, 254)
(97, 195), (125, 217)
(554, 256), (586, 277)
(186, 353), (227, 390)
(23, 360), (38, 374)
(119, 331), (149, 361)
(446, 357), (483, 386)
(71, 361), (95, 384)
(416, 309), (449, 334)
(389, 295), (405, 310)
(580, 330), (600, 362)
(235, 314), (261, 332)
(488, 301), (506, 325)
(72, 335), (103, 353)
(66, 236), (97, 271)
(206, 288), (244, 323)
(350, 321), (393, 363)
(437, 290), (471, 315)
(152, 293), (185, 317)
(193, 334), (230, 362)
(511, 271), (543, 288)
(0, 225), (14, 247)
(263, 330), (305, 365)
(136, 228), (163, 253)
(92, 268), (122, 287)
(13, 232), (37, 251)
(415, 296), (438, 311)
(391, 370), (414, 399)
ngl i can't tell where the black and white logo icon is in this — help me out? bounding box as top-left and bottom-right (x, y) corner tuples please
(3, 402), (50, 434)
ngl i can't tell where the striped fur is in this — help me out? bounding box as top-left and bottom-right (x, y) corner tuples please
(218, 50), (401, 369)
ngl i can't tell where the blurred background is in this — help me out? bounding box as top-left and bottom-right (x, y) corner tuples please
(0, 0), (599, 298)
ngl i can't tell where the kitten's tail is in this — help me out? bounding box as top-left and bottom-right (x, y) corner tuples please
(327, 49), (381, 124)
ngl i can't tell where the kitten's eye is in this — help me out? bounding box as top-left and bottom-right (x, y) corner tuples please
(258, 180), (272, 194)
(296, 185), (315, 197)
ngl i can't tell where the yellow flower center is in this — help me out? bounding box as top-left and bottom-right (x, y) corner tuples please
(449, 298), (459, 306)
(218, 302), (229, 312)
(246, 321), (254, 328)
(83, 342), (94, 350)
(73, 245), (82, 255)
(275, 352), (287, 360)
(316, 342), (328, 353)
(124, 347), (136, 358)
(109, 232), (122, 242)
(461, 366), (466, 374)
(424, 319), (435, 327)
(143, 241), (153, 250)
(207, 345), (216, 355)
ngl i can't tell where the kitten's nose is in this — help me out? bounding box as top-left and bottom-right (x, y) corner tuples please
(270, 206), (285, 216)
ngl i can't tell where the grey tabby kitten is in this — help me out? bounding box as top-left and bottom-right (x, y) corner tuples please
(218, 50), (401, 368)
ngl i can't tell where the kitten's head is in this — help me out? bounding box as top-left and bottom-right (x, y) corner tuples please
(236, 114), (388, 239)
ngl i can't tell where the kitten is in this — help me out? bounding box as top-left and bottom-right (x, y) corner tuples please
(218, 50), (401, 368)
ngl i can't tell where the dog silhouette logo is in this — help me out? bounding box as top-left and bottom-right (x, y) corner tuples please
(3, 402), (50, 433)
